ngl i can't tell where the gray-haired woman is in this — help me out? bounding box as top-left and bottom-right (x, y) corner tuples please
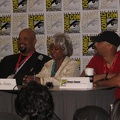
(24, 32), (80, 86)
(36, 32), (80, 86)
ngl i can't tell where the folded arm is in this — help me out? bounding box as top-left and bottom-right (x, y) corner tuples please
(80, 70), (117, 81)
(94, 73), (120, 87)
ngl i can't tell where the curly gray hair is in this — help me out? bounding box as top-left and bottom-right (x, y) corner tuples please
(50, 33), (73, 57)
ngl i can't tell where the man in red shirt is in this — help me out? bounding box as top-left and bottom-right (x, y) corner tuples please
(80, 31), (120, 99)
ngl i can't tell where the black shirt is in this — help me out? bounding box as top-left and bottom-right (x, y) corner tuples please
(0, 51), (51, 85)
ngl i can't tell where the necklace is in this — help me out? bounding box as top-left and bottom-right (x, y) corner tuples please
(51, 61), (56, 75)
(103, 52), (118, 74)
(14, 50), (35, 74)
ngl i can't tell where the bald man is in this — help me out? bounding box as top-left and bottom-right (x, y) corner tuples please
(0, 28), (51, 85)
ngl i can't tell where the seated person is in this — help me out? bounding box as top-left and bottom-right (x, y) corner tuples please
(111, 98), (120, 120)
(15, 81), (60, 120)
(23, 32), (80, 86)
(0, 28), (51, 85)
(80, 31), (120, 99)
(73, 106), (110, 120)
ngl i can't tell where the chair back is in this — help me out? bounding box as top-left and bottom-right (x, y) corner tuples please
(73, 106), (110, 120)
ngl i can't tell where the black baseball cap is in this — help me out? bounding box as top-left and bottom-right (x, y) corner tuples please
(90, 31), (120, 47)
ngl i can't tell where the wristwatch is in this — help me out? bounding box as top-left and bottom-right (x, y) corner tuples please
(105, 73), (109, 80)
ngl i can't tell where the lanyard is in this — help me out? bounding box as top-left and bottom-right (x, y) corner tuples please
(14, 50), (35, 75)
(103, 53), (118, 74)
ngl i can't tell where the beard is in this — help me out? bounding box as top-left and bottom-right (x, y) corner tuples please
(18, 46), (27, 53)
(18, 43), (27, 53)
(94, 48), (102, 56)
(94, 47), (99, 55)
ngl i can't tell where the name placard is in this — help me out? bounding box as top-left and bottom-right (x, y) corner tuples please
(0, 79), (18, 90)
(59, 77), (93, 90)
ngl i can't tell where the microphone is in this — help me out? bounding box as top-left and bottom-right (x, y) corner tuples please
(33, 55), (43, 81)
(30, 55), (43, 74)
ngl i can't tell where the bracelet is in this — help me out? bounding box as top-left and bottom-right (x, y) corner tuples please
(105, 73), (109, 80)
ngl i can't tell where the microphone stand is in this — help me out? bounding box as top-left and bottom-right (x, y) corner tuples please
(23, 55), (43, 83)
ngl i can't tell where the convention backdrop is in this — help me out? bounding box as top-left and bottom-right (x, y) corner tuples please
(0, 0), (120, 73)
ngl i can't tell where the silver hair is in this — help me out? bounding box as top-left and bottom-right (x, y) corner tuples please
(50, 33), (73, 57)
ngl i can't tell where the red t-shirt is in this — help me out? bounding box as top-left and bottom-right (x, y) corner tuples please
(86, 51), (120, 99)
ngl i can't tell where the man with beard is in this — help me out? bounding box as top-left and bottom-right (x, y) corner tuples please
(0, 28), (51, 85)
(80, 31), (120, 99)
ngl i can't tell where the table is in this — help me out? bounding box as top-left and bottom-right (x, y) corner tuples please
(0, 87), (115, 120)
(50, 87), (115, 120)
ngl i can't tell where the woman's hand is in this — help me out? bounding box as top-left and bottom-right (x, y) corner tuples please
(23, 75), (41, 84)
